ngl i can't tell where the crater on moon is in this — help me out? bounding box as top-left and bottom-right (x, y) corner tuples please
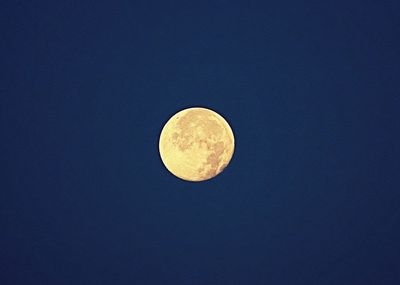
(159, 107), (235, 181)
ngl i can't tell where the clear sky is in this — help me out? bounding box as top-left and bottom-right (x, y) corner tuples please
(1, 0), (400, 284)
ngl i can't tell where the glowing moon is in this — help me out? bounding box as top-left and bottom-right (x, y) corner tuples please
(159, 107), (235, 182)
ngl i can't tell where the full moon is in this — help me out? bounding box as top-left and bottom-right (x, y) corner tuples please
(159, 107), (235, 182)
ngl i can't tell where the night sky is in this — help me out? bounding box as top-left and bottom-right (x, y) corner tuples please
(1, 1), (400, 284)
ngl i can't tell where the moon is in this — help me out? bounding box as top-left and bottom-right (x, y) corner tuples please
(159, 107), (235, 182)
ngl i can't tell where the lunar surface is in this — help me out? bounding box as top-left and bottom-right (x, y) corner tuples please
(159, 107), (235, 182)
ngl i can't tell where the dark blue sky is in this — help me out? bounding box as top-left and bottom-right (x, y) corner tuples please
(1, 1), (400, 284)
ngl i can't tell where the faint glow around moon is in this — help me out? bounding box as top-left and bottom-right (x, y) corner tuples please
(159, 107), (235, 182)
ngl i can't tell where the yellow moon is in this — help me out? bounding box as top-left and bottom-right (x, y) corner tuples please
(159, 107), (235, 182)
